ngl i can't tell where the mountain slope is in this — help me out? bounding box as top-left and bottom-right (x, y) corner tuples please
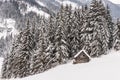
(0, 0), (120, 19)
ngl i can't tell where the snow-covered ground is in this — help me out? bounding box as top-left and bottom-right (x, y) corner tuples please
(0, 50), (120, 80)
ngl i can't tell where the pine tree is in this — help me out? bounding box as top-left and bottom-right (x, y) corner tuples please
(81, 0), (110, 57)
(43, 15), (59, 69)
(71, 8), (80, 55)
(80, 2), (95, 56)
(54, 25), (69, 63)
(105, 5), (114, 49)
(92, 0), (109, 56)
(113, 19), (120, 50)
(47, 15), (57, 45)
(45, 5), (71, 65)
(71, 7), (85, 56)
(58, 5), (76, 58)
(31, 29), (46, 74)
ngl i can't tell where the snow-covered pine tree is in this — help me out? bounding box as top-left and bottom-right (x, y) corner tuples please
(61, 5), (77, 58)
(34, 16), (47, 50)
(80, 19), (94, 56)
(2, 20), (35, 78)
(71, 6), (86, 56)
(81, 0), (110, 57)
(105, 5), (114, 49)
(80, 2), (95, 56)
(113, 19), (120, 50)
(47, 5), (71, 64)
(31, 29), (46, 74)
(29, 16), (42, 51)
(46, 15), (57, 45)
(91, 0), (109, 56)
(42, 15), (60, 69)
(71, 8), (81, 55)
(54, 25), (69, 63)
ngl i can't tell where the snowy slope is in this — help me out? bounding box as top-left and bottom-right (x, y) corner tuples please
(1, 50), (119, 80)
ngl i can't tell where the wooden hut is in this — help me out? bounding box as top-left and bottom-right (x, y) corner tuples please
(73, 50), (91, 64)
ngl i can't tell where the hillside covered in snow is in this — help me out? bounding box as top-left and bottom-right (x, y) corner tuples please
(0, 0), (120, 80)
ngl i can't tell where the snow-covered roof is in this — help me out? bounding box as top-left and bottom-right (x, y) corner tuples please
(74, 50), (91, 59)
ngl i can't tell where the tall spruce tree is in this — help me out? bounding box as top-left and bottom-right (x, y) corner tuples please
(62, 5), (75, 57)
(105, 5), (114, 49)
(31, 29), (46, 74)
(71, 8), (81, 55)
(46, 5), (72, 64)
(71, 6), (87, 56)
(113, 19), (120, 50)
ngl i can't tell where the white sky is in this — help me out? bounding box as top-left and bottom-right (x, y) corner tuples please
(109, 0), (120, 4)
